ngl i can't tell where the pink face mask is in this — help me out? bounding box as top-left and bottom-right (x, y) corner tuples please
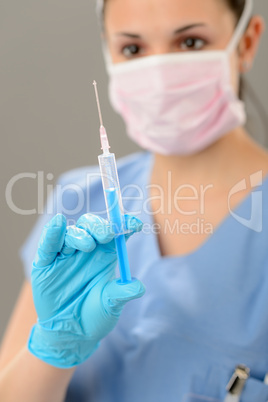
(106, 0), (252, 156)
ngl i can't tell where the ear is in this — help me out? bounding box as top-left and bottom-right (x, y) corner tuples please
(238, 15), (265, 73)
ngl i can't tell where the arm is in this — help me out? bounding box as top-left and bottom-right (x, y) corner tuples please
(0, 280), (75, 402)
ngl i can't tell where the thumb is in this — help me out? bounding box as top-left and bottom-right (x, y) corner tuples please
(34, 214), (67, 268)
(103, 278), (146, 316)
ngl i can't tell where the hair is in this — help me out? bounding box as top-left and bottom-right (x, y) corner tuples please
(225, 0), (247, 100)
(225, 0), (246, 20)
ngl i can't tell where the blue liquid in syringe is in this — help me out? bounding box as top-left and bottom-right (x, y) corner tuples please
(105, 188), (132, 283)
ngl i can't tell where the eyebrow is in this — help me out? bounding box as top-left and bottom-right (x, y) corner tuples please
(173, 23), (206, 35)
(116, 32), (141, 39)
(116, 23), (206, 39)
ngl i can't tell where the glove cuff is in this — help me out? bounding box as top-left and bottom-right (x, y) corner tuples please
(28, 324), (99, 369)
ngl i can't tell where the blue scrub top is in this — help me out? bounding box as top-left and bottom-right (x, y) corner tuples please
(20, 152), (268, 402)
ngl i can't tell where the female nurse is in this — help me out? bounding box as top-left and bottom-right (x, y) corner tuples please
(1, 0), (268, 401)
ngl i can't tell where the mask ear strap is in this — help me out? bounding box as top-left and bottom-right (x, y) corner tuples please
(227, 0), (254, 53)
(96, 0), (112, 70)
(102, 41), (114, 73)
(96, 0), (104, 20)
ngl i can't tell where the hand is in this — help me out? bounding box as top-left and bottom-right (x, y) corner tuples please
(28, 213), (145, 369)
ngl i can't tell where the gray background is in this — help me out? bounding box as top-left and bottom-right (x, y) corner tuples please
(1, 0), (268, 341)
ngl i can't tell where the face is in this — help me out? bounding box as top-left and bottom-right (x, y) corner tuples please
(103, 0), (264, 95)
(104, 0), (245, 92)
(104, 0), (237, 63)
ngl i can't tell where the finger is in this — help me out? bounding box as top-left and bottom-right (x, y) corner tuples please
(77, 213), (115, 244)
(124, 215), (143, 241)
(124, 215), (143, 232)
(61, 226), (96, 256)
(34, 214), (67, 268)
(102, 278), (146, 316)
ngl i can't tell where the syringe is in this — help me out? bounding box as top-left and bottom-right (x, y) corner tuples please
(93, 81), (132, 284)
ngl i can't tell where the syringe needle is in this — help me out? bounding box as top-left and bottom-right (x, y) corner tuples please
(93, 80), (110, 152)
(93, 80), (104, 127)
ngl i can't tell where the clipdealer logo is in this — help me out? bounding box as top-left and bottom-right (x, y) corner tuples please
(5, 170), (263, 233)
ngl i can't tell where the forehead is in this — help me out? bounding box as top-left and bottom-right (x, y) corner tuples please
(104, 0), (232, 30)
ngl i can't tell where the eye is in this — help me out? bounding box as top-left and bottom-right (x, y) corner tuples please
(180, 37), (206, 51)
(121, 44), (142, 58)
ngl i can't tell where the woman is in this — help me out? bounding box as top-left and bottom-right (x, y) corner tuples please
(1, 0), (268, 400)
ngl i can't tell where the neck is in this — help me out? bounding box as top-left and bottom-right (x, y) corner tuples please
(151, 127), (256, 190)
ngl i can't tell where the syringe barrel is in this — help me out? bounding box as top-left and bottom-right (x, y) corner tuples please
(98, 153), (126, 234)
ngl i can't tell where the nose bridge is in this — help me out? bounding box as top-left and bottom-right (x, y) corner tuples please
(148, 40), (173, 56)
(152, 46), (172, 56)
(145, 27), (175, 56)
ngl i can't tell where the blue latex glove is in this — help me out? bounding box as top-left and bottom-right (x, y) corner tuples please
(28, 213), (145, 369)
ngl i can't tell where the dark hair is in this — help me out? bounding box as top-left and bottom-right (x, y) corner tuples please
(225, 0), (245, 20)
(225, 0), (247, 100)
